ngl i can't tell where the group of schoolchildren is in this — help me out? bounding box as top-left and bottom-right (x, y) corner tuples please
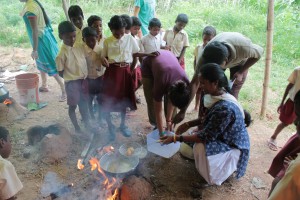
(56, 5), (204, 141)
(2, 3), (300, 199)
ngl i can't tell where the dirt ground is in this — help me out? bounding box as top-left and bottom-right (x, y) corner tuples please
(0, 46), (296, 200)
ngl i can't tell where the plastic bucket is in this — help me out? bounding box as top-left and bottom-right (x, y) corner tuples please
(15, 73), (39, 106)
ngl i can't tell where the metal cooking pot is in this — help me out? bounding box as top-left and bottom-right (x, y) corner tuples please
(0, 83), (9, 103)
(100, 152), (139, 176)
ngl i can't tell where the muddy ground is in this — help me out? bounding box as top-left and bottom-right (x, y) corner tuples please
(0, 46), (296, 200)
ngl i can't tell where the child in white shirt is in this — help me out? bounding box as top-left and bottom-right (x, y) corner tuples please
(0, 126), (23, 200)
(140, 18), (162, 54)
(163, 13), (189, 70)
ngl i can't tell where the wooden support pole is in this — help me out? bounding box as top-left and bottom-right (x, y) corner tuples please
(62, 0), (70, 21)
(261, 0), (274, 118)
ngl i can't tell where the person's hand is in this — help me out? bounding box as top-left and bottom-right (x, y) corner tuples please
(172, 110), (186, 127)
(165, 45), (171, 51)
(178, 57), (183, 64)
(160, 135), (173, 145)
(149, 51), (160, 57)
(101, 57), (109, 67)
(232, 71), (243, 82)
(175, 122), (189, 135)
(277, 103), (283, 114)
(31, 50), (38, 60)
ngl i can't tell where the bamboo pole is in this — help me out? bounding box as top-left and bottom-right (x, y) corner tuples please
(260, 0), (274, 118)
(62, 0), (70, 21)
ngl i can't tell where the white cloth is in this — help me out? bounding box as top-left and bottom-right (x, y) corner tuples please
(85, 45), (104, 79)
(74, 25), (86, 47)
(93, 37), (105, 55)
(203, 93), (245, 118)
(102, 34), (140, 63)
(193, 143), (240, 185)
(56, 44), (88, 82)
(0, 156), (23, 199)
(163, 28), (189, 57)
(140, 33), (162, 54)
(92, 37), (106, 77)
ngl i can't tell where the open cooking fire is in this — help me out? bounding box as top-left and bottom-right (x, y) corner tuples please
(3, 98), (12, 105)
(77, 146), (119, 200)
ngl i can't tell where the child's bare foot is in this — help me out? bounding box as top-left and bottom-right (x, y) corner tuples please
(59, 94), (67, 102)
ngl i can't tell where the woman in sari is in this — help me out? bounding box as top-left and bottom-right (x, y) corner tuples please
(163, 63), (251, 185)
(20, 0), (66, 101)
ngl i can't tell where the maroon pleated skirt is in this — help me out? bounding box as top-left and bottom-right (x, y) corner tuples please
(268, 134), (300, 178)
(102, 64), (137, 112)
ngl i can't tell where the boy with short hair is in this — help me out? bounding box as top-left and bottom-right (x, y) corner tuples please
(140, 18), (162, 54)
(87, 15), (105, 53)
(0, 126), (23, 200)
(68, 5), (85, 47)
(192, 26), (216, 112)
(82, 26), (104, 121)
(120, 14), (132, 34)
(56, 21), (90, 133)
(130, 16), (142, 39)
(130, 16), (143, 103)
(163, 13), (189, 69)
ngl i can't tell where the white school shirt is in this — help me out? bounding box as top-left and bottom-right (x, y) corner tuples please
(194, 44), (204, 67)
(102, 34), (140, 63)
(92, 37), (106, 77)
(140, 33), (162, 54)
(56, 44), (88, 82)
(85, 44), (104, 79)
(0, 156), (23, 199)
(288, 66), (300, 101)
(134, 35), (143, 52)
(74, 25), (86, 47)
(93, 36), (105, 55)
(163, 28), (189, 57)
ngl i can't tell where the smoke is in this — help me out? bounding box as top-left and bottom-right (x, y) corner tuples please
(40, 171), (121, 200)
(40, 172), (65, 197)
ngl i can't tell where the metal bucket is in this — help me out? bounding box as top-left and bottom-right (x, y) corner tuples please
(0, 83), (9, 103)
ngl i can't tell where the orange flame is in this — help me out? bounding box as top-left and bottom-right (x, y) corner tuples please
(108, 188), (119, 200)
(89, 156), (119, 200)
(77, 146), (119, 200)
(77, 159), (84, 170)
(3, 99), (12, 105)
(89, 157), (107, 179)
